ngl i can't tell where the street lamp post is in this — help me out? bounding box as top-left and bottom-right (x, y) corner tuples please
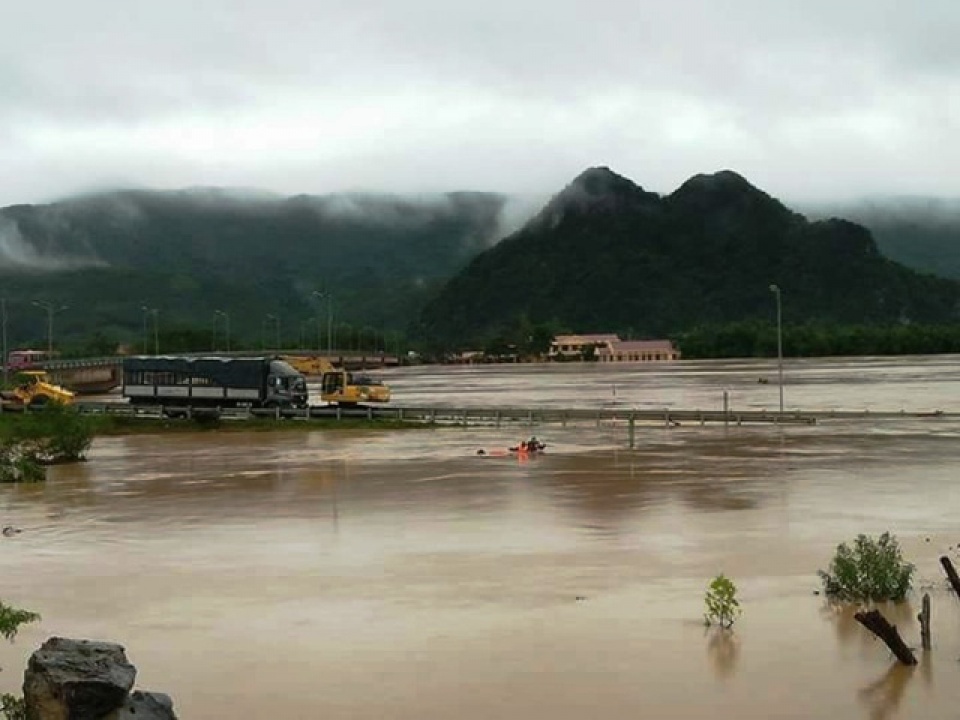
(266, 314), (280, 351)
(214, 310), (230, 352)
(140, 305), (151, 354)
(141, 306), (159, 355)
(312, 291), (333, 357)
(299, 318), (315, 350)
(32, 300), (68, 356)
(769, 284), (784, 414)
(151, 309), (160, 355)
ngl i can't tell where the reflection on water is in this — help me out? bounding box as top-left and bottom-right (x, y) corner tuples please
(2, 357), (960, 718)
(705, 627), (740, 681)
(859, 664), (914, 720)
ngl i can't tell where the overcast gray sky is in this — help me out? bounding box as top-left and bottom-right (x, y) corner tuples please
(3, 0), (958, 206)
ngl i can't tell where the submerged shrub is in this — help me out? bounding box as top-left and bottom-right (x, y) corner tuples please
(818, 532), (914, 602)
(704, 574), (741, 628)
(0, 405), (93, 481)
(0, 445), (44, 484)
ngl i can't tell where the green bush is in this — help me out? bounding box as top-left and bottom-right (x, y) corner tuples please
(36, 406), (93, 463)
(0, 600), (39, 720)
(0, 445), (44, 484)
(0, 406), (93, 481)
(704, 574), (741, 628)
(818, 532), (914, 602)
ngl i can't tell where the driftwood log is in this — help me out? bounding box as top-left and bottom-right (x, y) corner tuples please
(939, 556), (960, 596)
(918, 593), (931, 651)
(853, 609), (917, 665)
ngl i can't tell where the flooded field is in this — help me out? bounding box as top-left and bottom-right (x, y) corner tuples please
(2, 356), (960, 718)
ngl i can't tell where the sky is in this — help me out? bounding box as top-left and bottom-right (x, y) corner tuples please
(3, 0), (959, 207)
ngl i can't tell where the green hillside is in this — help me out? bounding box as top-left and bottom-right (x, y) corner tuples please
(802, 198), (960, 281)
(416, 168), (960, 350)
(0, 189), (506, 351)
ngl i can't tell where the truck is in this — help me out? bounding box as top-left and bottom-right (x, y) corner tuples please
(281, 356), (391, 406)
(122, 356), (308, 409)
(1, 370), (76, 407)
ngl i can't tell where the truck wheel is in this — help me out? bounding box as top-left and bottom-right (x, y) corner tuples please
(29, 396), (48, 407)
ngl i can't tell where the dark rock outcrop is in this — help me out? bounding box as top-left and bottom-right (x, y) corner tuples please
(105, 691), (177, 720)
(22, 637), (177, 720)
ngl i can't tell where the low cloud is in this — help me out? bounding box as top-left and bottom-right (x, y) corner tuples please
(0, 215), (108, 272)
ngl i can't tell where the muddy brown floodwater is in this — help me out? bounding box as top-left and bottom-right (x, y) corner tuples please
(3, 356), (960, 718)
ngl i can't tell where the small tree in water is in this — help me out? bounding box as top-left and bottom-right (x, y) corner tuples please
(818, 532), (914, 602)
(704, 574), (741, 628)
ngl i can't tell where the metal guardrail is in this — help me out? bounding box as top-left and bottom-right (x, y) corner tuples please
(69, 402), (824, 426)
(67, 402), (960, 425)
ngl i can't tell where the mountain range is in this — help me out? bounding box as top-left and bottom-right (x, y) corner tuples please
(2, 171), (959, 354)
(0, 189), (507, 350)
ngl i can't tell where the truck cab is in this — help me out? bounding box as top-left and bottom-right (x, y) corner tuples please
(266, 360), (309, 408)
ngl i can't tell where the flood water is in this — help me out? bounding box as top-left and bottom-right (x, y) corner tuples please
(3, 356), (960, 719)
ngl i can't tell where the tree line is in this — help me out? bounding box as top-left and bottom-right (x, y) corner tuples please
(674, 321), (960, 359)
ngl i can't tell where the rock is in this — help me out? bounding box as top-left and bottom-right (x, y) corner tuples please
(104, 691), (178, 719)
(23, 637), (136, 720)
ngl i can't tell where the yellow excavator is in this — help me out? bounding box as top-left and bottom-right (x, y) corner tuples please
(1, 370), (76, 407)
(281, 356), (391, 406)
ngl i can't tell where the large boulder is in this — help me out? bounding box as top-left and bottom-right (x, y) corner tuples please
(104, 691), (178, 719)
(23, 637), (136, 720)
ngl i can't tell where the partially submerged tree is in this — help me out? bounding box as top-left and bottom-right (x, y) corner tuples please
(819, 532), (914, 602)
(0, 406), (93, 483)
(704, 574), (741, 629)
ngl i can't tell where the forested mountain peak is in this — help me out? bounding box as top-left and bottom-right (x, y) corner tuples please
(668, 169), (793, 219)
(527, 166), (660, 231)
(416, 166), (960, 349)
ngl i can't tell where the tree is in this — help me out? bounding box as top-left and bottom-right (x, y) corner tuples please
(704, 574), (741, 628)
(818, 532), (914, 602)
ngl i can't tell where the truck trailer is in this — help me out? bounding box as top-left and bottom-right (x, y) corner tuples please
(122, 356), (308, 409)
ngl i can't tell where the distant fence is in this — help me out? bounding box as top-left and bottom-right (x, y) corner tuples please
(70, 402), (819, 427)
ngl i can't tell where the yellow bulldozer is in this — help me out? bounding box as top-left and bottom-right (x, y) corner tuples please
(281, 356), (391, 406)
(1, 370), (76, 408)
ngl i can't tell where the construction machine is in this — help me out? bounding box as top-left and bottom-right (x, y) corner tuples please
(1, 371), (76, 407)
(282, 356), (391, 406)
